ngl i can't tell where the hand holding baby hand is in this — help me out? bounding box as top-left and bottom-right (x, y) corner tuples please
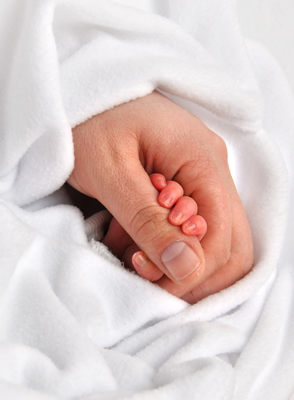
(68, 91), (254, 303)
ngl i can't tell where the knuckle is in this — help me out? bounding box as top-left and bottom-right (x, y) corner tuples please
(196, 280), (211, 298)
(190, 276), (217, 301)
(230, 243), (254, 279)
(189, 283), (206, 303)
(204, 246), (231, 276)
(220, 247), (232, 268)
(240, 249), (254, 277)
(215, 135), (228, 162)
(215, 247), (231, 271)
(129, 204), (167, 245)
(172, 181), (184, 195)
(208, 130), (228, 162)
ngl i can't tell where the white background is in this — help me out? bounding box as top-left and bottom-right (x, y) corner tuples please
(237, 0), (294, 92)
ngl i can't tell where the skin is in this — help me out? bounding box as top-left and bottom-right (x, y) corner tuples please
(131, 174), (207, 282)
(102, 173), (207, 282)
(68, 91), (254, 303)
(150, 174), (207, 240)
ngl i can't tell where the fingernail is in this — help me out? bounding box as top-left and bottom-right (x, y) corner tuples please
(156, 178), (166, 188)
(132, 252), (148, 268)
(161, 242), (201, 281)
(184, 221), (197, 233)
(170, 211), (183, 223)
(161, 193), (173, 207)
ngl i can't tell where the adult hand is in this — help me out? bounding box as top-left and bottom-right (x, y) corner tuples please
(68, 91), (254, 303)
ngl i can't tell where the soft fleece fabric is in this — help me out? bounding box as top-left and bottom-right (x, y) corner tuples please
(0, 0), (294, 399)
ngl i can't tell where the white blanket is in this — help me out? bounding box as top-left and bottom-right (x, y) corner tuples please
(1, 0), (294, 399)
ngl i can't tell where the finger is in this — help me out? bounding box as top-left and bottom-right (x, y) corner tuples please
(169, 196), (198, 225)
(122, 241), (164, 282)
(132, 251), (164, 281)
(157, 181), (184, 208)
(182, 215), (207, 241)
(150, 173), (167, 191)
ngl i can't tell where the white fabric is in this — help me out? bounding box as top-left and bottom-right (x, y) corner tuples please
(0, 0), (293, 398)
